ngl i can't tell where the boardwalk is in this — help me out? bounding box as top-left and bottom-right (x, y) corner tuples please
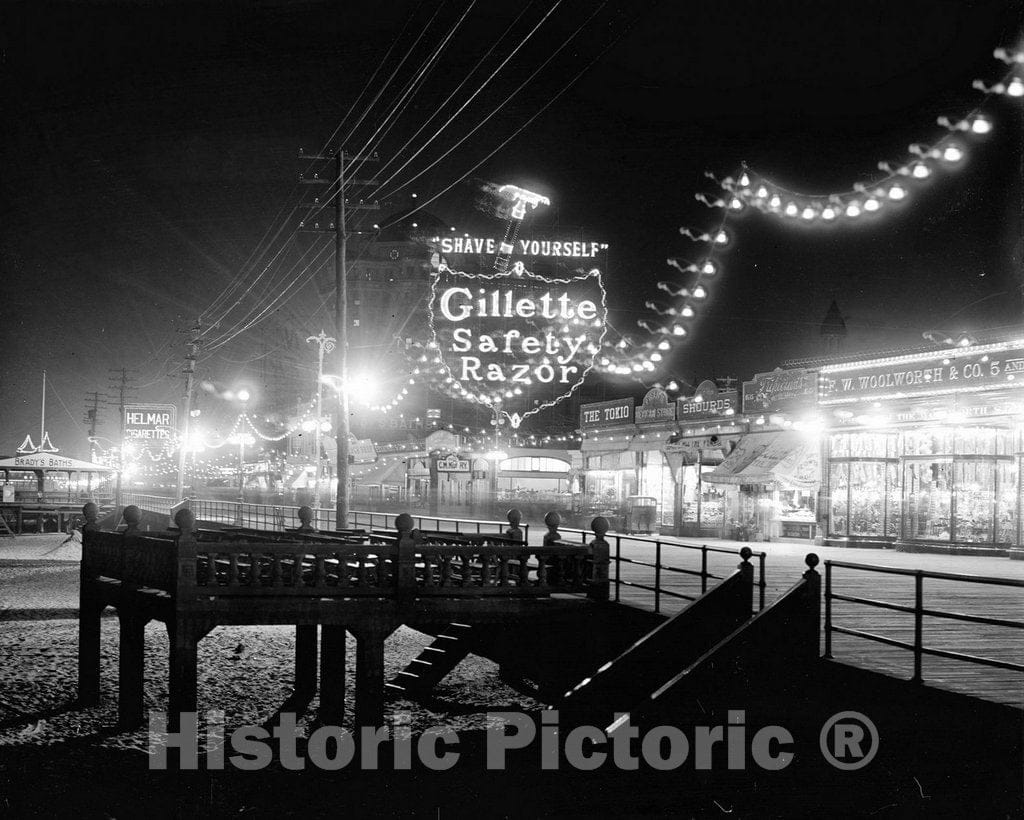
(600, 535), (1024, 708)
(4, 527), (1021, 708)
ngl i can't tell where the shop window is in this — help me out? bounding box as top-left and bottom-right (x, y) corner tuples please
(997, 460), (1018, 543)
(954, 460), (995, 542)
(886, 462), (901, 538)
(904, 460), (953, 541)
(849, 462), (885, 536)
(903, 429), (954, 457)
(829, 463), (849, 536)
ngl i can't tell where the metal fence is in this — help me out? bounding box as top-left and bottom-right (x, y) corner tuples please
(824, 559), (1024, 684)
(558, 525), (767, 615)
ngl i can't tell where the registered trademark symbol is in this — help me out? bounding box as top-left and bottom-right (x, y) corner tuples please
(819, 711), (879, 770)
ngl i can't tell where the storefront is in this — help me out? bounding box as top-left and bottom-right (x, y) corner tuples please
(699, 369), (823, 542)
(818, 340), (1024, 553)
(579, 397), (639, 526)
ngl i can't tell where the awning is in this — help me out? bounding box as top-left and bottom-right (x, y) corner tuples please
(581, 434), (631, 454)
(703, 431), (820, 488)
(351, 457), (412, 486)
(0, 454), (115, 473)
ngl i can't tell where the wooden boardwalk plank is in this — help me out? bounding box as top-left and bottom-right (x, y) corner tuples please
(605, 536), (1024, 707)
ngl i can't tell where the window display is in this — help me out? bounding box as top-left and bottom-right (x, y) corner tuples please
(827, 432), (898, 539)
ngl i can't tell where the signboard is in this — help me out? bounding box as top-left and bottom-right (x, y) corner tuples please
(349, 436), (377, 464)
(124, 403), (177, 442)
(677, 380), (739, 421)
(742, 369), (818, 414)
(434, 235), (608, 259)
(430, 263), (607, 427)
(819, 343), (1024, 404)
(6, 453), (113, 471)
(636, 388), (677, 424)
(580, 397), (635, 429)
(436, 454), (470, 472)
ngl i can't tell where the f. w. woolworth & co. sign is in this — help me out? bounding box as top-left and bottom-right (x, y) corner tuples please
(430, 262), (607, 427)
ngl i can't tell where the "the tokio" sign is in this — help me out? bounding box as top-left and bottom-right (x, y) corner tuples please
(430, 264), (607, 427)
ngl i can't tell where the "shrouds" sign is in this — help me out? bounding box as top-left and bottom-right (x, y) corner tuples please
(430, 264), (607, 427)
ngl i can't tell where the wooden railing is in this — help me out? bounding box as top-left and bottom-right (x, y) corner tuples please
(172, 498), (531, 544)
(824, 559), (1024, 683)
(82, 513), (601, 604)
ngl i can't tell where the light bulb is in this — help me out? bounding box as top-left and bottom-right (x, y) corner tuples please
(738, 172), (750, 187)
(943, 144), (963, 162)
(1008, 77), (1024, 96)
(692, 285), (707, 299)
(970, 116), (991, 134)
(713, 229), (729, 245)
(650, 352), (663, 362)
(728, 197), (744, 210)
(821, 207), (836, 220)
(863, 198), (880, 212)
(784, 202), (798, 217)
(888, 184), (906, 201)
(657, 340), (670, 350)
(671, 325), (687, 336)
(801, 207), (816, 220)
(756, 186), (768, 198)
(911, 163), (930, 179)
(701, 261), (716, 275)
(769, 195), (781, 209)
(845, 201), (861, 218)
(681, 306), (695, 317)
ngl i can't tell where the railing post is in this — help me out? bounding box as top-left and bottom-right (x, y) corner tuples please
(588, 516), (610, 602)
(738, 546), (753, 613)
(122, 505), (141, 534)
(614, 536), (621, 602)
(654, 540), (662, 614)
(803, 553), (821, 661)
(700, 545), (708, 594)
(542, 511), (561, 546)
(913, 570), (923, 683)
(758, 553), (766, 611)
(824, 561), (833, 659)
(296, 505), (316, 533)
(505, 508), (524, 543)
(396, 512), (418, 595)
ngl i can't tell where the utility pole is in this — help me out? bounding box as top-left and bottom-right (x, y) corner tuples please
(306, 330), (336, 513)
(298, 147), (379, 529)
(176, 319), (201, 502)
(83, 391), (104, 462)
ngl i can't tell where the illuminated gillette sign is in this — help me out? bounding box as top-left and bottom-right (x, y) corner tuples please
(434, 235), (608, 259)
(429, 263), (607, 428)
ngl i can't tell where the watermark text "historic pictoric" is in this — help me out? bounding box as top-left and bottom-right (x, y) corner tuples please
(146, 709), (876, 772)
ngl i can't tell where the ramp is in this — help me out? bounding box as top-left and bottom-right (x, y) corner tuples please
(558, 562), (754, 727)
(608, 557), (820, 734)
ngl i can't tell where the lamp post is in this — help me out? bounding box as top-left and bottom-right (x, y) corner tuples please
(485, 407), (510, 516)
(236, 389), (250, 504)
(306, 331), (337, 511)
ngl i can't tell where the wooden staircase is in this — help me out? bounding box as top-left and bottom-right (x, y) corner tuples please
(385, 623), (475, 699)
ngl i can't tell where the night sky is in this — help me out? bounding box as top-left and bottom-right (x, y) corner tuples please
(3, 0), (1024, 458)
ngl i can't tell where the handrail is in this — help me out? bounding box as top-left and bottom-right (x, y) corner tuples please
(558, 526), (767, 613)
(826, 559), (1024, 587)
(121, 494), (764, 616)
(824, 559), (1024, 687)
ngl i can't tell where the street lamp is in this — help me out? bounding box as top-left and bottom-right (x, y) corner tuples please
(307, 331), (337, 511)
(236, 389), (251, 503)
